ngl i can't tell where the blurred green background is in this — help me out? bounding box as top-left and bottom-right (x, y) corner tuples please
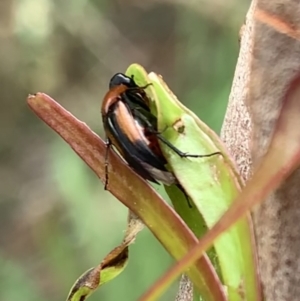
(0, 0), (249, 300)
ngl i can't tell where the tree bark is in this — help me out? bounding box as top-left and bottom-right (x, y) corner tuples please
(222, 0), (300, 300)
(175, 274), (193, 301)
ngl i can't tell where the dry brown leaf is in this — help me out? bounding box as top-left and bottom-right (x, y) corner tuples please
(67, 211), (144, 301)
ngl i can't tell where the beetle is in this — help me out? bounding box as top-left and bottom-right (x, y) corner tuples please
(108, 73), (221, 159)
(101, 82), (175, 184)
(101, 73), (220, 207)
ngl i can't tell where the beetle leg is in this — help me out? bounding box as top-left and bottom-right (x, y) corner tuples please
(140, 83), (152, 89)
(176, 184), (193, 208)
(127, 83), (152, 93)
(156, 134), (222, 158)
(104, 138), (112, 190)
(149, 125), (168, 135)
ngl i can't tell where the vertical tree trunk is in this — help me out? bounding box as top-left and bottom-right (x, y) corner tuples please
(222, 1), (300, 300)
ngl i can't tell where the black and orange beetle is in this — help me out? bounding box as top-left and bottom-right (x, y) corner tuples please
(101, 73), (220, 206)
(101, 74), (175, 186)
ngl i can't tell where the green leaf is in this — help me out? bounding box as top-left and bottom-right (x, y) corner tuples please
(140, 70), (300, 301)
(27, 91), (225, 301)
(126, 64), (259, 301)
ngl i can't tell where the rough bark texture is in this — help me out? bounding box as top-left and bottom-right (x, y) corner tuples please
(220, 3), (254, 183)
(222, 0), (300, 300)
(175, 274), (193, 301)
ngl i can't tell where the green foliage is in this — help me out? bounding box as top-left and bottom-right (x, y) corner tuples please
(1, 1), (248, 300)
